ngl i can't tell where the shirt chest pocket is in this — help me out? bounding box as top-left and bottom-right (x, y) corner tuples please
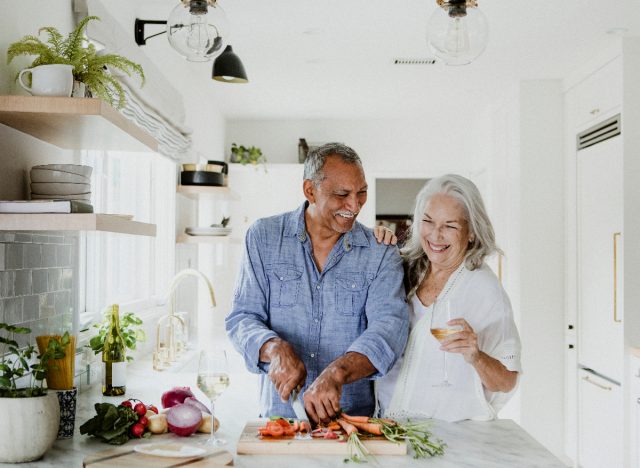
(268, 265), (302, 308)
(335, 273), (372, 316)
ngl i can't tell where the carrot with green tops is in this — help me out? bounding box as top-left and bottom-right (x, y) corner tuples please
(339, 413), (370, 424)
(346, 420), (383, 436)
(336, 418), (358, 436)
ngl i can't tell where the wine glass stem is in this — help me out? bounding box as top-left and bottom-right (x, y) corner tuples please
(209, 400), (217, 444)
(442, 351), (448, 383)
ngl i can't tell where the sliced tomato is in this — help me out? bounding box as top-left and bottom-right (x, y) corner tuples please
(283, 426), (296, 436)
(291, 420), (300, 432)
(258, 427), (270, 436)
(268, 425), (284, 437)
(274, 418), (291, 428)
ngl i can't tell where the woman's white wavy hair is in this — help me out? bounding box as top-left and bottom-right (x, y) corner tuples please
(401, 174), (502, 296)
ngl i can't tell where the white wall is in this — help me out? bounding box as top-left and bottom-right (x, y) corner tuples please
(485, 80), (565, 459)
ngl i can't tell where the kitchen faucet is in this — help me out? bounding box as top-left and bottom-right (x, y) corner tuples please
(153, 269), (216, 371)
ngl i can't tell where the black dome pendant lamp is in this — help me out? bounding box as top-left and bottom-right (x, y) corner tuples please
(212, 45), (248, 83)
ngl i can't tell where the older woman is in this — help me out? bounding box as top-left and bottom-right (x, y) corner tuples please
(375, 174), (521, 422)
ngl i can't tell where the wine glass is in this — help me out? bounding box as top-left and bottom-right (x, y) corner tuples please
(430, 298), (460, 387)
(197, 349), (230, 446)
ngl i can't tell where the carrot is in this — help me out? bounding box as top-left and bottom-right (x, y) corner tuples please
(299, 420), (311, 434)
(340, 413), (370, 424)
(327, 421), (341, 431)
(337, 418), (358, 437)
(348, 420), (383, 436)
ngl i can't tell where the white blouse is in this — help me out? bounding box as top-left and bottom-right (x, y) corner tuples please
(375, 263), (522, 422)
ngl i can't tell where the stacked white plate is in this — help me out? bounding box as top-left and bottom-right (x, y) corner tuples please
(30, 164), (92, 201)
(185, 226), (232, 236)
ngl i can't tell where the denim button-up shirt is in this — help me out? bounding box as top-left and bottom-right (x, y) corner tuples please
(225, 202), (409, 418)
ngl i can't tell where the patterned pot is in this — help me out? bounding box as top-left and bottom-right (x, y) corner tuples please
(0, 393), (60, 462)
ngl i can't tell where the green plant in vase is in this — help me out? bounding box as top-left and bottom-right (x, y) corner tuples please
(6, 15), (144, 109)
(0, 323), (70, 398)
(230, 143), (267, 166)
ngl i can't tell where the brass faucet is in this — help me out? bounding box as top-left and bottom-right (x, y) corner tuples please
(153, 269), (216, 371)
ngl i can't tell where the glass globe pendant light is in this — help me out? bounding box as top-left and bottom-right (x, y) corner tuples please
(166, 0), (229, 62)
(426, 0), (489, 66)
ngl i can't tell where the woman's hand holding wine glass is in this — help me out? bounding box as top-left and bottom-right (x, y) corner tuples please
(430, 299), (462, 387)
(197, 349), (230, 446)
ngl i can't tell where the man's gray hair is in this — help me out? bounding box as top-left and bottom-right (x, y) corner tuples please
(401, 174), (502, 296)
(303, 142), (362, 186)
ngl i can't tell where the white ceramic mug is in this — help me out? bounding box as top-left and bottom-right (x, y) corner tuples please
(18, 64), (74, 97)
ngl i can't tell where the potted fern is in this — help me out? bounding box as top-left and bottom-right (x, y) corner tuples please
(0, 323), (71, 462)
(6, 16), (144, 109)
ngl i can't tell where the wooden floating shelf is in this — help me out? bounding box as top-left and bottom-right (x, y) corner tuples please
(0, 213), (156, 237)
(176, 233), (241, 244)
(177, 185), (237, 200)
(0, 95), (158, 152)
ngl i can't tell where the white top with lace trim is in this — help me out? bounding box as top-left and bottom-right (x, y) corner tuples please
(375, 263), (522, 422)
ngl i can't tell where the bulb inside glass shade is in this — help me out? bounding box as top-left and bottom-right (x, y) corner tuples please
(444, 17), (470, 58)
(167, 0), (229, 62)
(427, 2), (488, 66)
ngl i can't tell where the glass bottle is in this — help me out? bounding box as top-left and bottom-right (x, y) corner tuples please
(102, 304), (126, 396)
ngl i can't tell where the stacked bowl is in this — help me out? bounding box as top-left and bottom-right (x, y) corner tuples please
(30, 164), (93, 202)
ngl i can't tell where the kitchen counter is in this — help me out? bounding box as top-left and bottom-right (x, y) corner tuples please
(1, 352), (567, 468)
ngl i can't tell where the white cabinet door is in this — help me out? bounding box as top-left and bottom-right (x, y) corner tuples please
(578, 369), (623, 468)
(577, 135), (623, 382)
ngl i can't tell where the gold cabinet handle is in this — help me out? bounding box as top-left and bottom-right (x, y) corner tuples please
(613, 232), (621, 323)
(582, 375), (612, 391)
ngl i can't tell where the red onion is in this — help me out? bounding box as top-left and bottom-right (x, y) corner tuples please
(166, 404), (201, 437)
(184, 396), (211, 414)
(161, 386), (195, 409)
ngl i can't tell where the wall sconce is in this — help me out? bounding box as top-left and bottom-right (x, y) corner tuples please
(135, 0), (229, 62)
(212, 45), (248, 83)
(426, 0), (489, 66)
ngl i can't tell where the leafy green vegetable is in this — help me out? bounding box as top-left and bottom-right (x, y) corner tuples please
(372, 418), (446, 458)
(80, 402), (142, 445)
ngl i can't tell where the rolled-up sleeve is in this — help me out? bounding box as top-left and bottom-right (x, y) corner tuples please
(347, 246), (409, 377)
(225, 222), (278, 374)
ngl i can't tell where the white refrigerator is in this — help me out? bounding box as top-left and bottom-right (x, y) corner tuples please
(576, 133), (624, 468)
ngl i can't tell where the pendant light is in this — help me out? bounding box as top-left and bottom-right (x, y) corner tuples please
(212, 45), (248, 83)
(426, 0), (489, 66)
(166, 0), (229, 62)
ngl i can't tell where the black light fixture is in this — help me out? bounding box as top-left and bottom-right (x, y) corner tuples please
(212, 45), (248, 83)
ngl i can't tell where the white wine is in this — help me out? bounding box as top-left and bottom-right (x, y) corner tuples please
(197, 372), (230, 401)
(102, 304), (127, 396)
(431, 328), (459, 342)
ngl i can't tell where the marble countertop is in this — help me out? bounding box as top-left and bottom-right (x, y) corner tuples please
(1, 352), (567, 468)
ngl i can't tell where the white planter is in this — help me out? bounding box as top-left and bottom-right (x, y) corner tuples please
(0, 393), (60, 463)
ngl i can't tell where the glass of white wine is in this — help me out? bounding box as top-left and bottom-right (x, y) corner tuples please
(197, 349), (230, 446)
(430, 298), (461, 387)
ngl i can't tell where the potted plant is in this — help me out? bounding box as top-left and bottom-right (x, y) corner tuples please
(87, 310), (146, 362)
(6, 15), (144, 109)
(0, 323), (70, 463)
(230, 143), (267, 166)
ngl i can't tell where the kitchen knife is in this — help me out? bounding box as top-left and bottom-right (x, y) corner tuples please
(290, 389), (311, 439)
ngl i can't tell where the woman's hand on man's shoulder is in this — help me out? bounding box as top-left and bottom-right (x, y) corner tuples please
(373, 225), (398, 246)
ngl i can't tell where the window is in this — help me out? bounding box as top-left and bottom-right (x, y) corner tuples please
(79, 150), (175, 329)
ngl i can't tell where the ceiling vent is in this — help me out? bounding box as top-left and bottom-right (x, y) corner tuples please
(577, 114), (621, 150)
(392, 58), (437, 65)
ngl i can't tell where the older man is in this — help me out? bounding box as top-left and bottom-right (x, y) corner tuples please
(225, 143), (409, 423)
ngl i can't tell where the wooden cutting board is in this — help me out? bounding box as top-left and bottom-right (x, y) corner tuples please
(236, 419), (407, 456)
(83, 444), (233, 467)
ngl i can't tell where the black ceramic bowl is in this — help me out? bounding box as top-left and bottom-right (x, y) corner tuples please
(180, 171), (224, 186)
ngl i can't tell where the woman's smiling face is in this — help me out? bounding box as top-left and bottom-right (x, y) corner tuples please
(420, 193), (473, 271)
